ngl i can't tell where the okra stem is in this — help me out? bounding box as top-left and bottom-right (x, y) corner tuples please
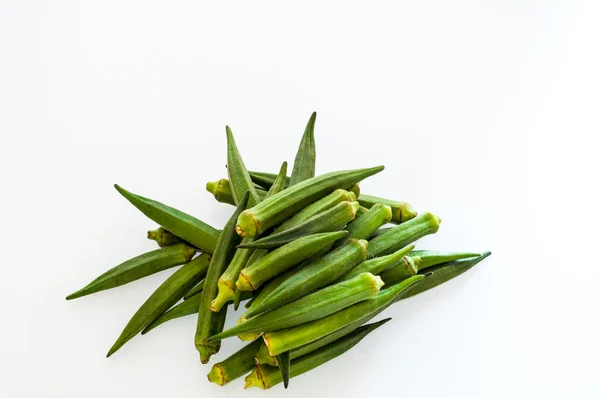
(207, 338), (263, 386)
(147, 227), (185, 247)
(358, 194), (416, 224)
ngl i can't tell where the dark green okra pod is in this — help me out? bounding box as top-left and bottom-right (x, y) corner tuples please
(209, 273), (384, 341)
(409, 250), (480, 271)
(379, 256), (418, 285)
(207, 338), (263, 386)
(235, 166), (384, 238)
(248, 171), (290, 190)
(195, 192), (249, 364)
(265, 162), (288, 198)
(366, 212), (441, 257)
(335, 203), (392, 247)
(226, 126), (262, 207)
(147, 227), (185, 247)
(66, 244), (196, 300)
(143, 291), (202, 334)
(245, 318), (391, 389)
(238, 201), (359, 250)
(358, 194), (416, 224)
(183, 280), (205, 300)
(114, 184), (220, 253)
(246, 238), (369, 318)
(341, 244), (415, 281)
(107, 252), (211, 357)
(289, 111), (317, 186)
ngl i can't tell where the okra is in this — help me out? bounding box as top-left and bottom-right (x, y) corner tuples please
(107, 252), (211, 357)
(236, 231), (348, 291)
(400, 251), (491, 300)
(207, 338), (263, 386)
(341, 244), (415, 281)
(289, 111), (317, 186)
(335, 203), (392, 247)
(66, 244), (196, 300)
(211, 240), (255, 311)
(114, 184), (220, 253)
(143, 292), (202, 334)
(245, 318), (390, 389)
(349, 183), (360, 198)
(226, 126), (262, 207)
(263, 275), (423, 356)
(235, 166), (384, 238)
(366, 212), (441, 257)
(195, 192), (248, 363)
(248, 171), (290, 190)
(209, 272), (384, 341)
(410, 250), (480, 271)
(358, 194), (416, 224)
(147, 227), (185, 247)
(369, 226), (393, 238)
(265, 161), (288, 198)
(206, 179), (267, 206)
(246, 239), (369, 318)
(183, 280), (205, 300)
(379, 256), (418, 285)
(355, 205), (369, 218)
(238, 201), (359, 250)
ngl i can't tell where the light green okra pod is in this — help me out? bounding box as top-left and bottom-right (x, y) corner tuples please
(226, 126), (262, 207)
(369, 226), (393, 238)
(409, 250), (481, 271)
(235, 166), (384, 238)
(195, 192), (249, 364)
(341, 244), (415, 281)
(107, 252), (211, 357)
(114, 184), (220, 253)
(206, 179), (267, 205)
(66, 244), (196, 300)
(366, 212), (441, 257)
(379, 256), (418, 285)
(246, 238), (369, 318)
(335, 203), (393, 247)
(245, 318), (391, 390)
(263, 275), (423, 356)
(207, 338), (263, 386)
(211, 240), (255, 312)
(147, 227), (185, 247)
(358, 194), (417, 224)
(236, 231), (348, 291)
(238, 201), (359, 250)
(248, 171), (291, 190)
(265, 161), (288, 198)
(289, 111), (317, 186)
(208, 272), (384, 341)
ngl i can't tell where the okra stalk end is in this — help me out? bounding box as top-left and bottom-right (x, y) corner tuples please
(236, 210), (259, 238)
(210, 279), (235, 312)
(400, 202), (417, 223)
(244, 365), (273, 390)
(197, 343), (220, 364)
(349, 184), (360, 198)
(207, 364), (226, 385)
(235, 271), (255, 291)
(237, 316), (261, 341)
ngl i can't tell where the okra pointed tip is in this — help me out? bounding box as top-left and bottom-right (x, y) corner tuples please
(481, 251), (492, 258)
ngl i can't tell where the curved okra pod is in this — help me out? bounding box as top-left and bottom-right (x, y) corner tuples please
(379, 256), (418, 285)
(265, 162), (288, 198)
(358, 194), (416, 224)
(208, 273), (384, 341)
(183, 280), (205, 300)
(289, 111), (317, 186)
(263, 275), (423, 356)
(195, 192), (249, 364)
(246, 238), (369, 318)
(147, 227), (185, 247)
(106, 252), (211, 357)
(400, 251), (491, 300)
(235, 166), (384, 238)
(366, 212), (441, 257)
(66, 244), (196, 300)
(226, 126), (262, 207)
(275, 189), (356, 233)
(409, 250), (481, 271)
(143, 291), (202, 334)
(245, 318), (391, 390)
(207, 337), (263, 386)
(341, 244), (415, 281)
(114, 184), (220, 253)
(334, 203), (392, 247)
(238, 201), (359, 250)
(206, 179), (267, 206)
(236, 231), (348, 291)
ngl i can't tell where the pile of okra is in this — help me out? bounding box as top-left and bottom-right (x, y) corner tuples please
(67, 112), (491, 390)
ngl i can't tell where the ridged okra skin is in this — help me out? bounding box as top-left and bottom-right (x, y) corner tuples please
(335, 203), (392, 247)
(66, 244), (196, 300)
(226, 126), (262, 207)
(183, 280), (205, 300)
(248, 171), (291, 190)
(409, 250), (480, 271)
(341, 244), (415, 281)
(289, 111), (317, 186)
(142, 292), (202, 334)
(114, 184), (220, 253)
(207, 338), (263, 386)
(235, 166), (384, 238)
(147, 227), (185, 247)
(379, 256), (418, 285)
(206, 179), (267, 206)
(358, 194), (416, 224)
(265, 162), (288, 198)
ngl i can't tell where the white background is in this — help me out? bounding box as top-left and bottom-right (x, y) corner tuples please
(1, 1), (599, 397)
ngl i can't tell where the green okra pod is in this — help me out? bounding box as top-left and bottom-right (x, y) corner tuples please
(66, 244), (196, 300)
(265, 162), (288, 198)
(246, 238), (369, 318)
(142, 291), (202, 334)
(236, 231), (348, 291)
(276, 350), (291, 388)
(289, 111), (317, 186)
(358, 194), (416, 224)
(206, 179), (267, 206)
(355, 205), (369, 218)
(341, 244), (415, 281)
(208, 272), (384, 341)
(147, 227), (185, 247)
(409, 250), (481, 271)
(349, 183), (360, 198)
(207, 338), (263, 386)
(238, 201), (359, 250)
(366, 212), (441, 257)
(114, 184), (220, 253)
(379, 256), (418, 285)
(369, 226), (393, 238)
(245, 318), (391, 390)
(400, 251), (491, 300)
(248, 171), (290, 190)
(235, 166), (384, 238)
(335, 203), (392, 247)
(183, 280), (205, 300)
(275, 189), (356, 233)
(226, 126), (262, 207)
(107, 252), (211, 357)
(263, 275), (423, 356)
(195, 192), (249, 364)
(211, 240), (255, 312)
